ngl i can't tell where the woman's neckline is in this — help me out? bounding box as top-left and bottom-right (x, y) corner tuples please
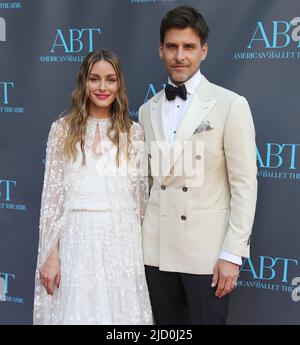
(87, 116), (112, 123)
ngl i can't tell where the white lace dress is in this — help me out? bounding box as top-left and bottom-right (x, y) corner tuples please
(33, 116), (153, 325)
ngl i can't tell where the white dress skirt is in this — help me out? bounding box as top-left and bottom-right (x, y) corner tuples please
(48, 208), (152, 325)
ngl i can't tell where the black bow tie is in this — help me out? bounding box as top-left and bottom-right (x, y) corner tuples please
(165, 83), (187, 101)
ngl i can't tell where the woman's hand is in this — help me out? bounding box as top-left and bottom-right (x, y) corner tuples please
(39, 248), (61, 295)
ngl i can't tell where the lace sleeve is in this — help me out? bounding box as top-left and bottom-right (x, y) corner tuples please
(38, 119), (66, 268)
(130, 122), (149, 224)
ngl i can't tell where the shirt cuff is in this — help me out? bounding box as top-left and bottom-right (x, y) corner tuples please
(219, 250), (242, 265)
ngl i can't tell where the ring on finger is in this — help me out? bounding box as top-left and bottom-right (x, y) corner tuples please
(231, 281), (238, 288)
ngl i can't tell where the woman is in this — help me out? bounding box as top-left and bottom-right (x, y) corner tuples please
(33, 50), (153, 325)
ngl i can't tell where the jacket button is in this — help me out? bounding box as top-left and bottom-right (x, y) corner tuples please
(182, 186), (188, 192)
(195, 154), (202, 160)
(161, 185), (166, 190)
(181, 215), (187, 221)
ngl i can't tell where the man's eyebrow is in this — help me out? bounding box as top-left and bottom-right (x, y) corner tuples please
(165, 42), (178, 46)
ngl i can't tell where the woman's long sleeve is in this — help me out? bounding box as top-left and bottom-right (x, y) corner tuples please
(130, 122), (149, 224)
(38, 120), (66, 267)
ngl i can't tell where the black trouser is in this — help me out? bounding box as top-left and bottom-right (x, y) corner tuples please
(145, 265), (229, 325)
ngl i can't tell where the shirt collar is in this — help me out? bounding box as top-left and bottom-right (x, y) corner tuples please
(168, 70), (202, 96)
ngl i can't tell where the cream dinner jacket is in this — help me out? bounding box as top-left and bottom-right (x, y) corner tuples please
(139, 76), (258, 274)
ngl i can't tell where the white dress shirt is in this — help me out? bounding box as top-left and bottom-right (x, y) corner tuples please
(164, 70), (242, 266)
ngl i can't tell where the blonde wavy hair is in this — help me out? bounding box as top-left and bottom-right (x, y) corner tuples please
(59, 49), (132, 166)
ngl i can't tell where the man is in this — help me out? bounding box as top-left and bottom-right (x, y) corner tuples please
(138, 6), (257, 325)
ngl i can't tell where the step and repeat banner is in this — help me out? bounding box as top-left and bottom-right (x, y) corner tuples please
(0, 0), (299, 324)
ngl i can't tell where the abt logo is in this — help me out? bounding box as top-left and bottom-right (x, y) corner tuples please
(50, 28), (101, 53)
(248, 18), (300, 49)
(241, 256), (298, 283)
(0, 17), (6, 42)
(257, 143), (300, 170)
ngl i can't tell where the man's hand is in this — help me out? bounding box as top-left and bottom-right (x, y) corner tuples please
(211, 259), (239, 298)
(39, 248), (61, 296)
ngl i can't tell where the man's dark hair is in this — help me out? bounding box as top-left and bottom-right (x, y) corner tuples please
(160, 6), (209, 45)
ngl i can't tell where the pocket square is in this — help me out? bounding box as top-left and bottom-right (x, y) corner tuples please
(193, 120), (214, 134)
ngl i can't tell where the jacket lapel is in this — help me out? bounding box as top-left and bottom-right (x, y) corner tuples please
(149, 90), (170, 158)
